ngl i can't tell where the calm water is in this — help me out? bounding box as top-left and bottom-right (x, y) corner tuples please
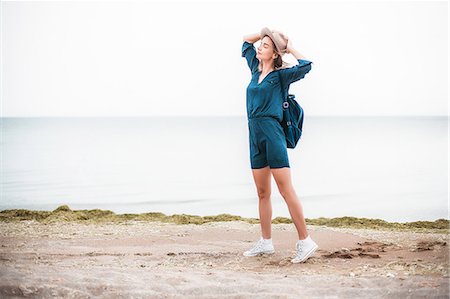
(0, 116), (448, 222)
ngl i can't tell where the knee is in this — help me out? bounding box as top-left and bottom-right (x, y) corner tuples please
(279, 187), (296, 200)
(257, 189), (271, 201)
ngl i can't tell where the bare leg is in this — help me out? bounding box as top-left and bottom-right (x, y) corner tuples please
(251, 166), (272, 239)
(271, 167), (308, 240)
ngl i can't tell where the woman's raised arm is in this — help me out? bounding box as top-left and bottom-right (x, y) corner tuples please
(243, 32), (261, 44)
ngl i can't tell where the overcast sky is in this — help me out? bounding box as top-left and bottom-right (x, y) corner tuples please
(1, 0), (448, 117)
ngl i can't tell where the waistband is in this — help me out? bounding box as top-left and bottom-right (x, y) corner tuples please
(248, 116), (278, 122)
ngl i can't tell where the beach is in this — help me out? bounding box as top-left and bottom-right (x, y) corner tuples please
(0, 207), (448, 298)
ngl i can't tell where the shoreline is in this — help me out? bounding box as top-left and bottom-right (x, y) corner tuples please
(1, 215), (448, 298)
(0, 205), (448, 233)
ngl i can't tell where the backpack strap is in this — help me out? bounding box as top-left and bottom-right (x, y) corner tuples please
(277, 71), (287, 103)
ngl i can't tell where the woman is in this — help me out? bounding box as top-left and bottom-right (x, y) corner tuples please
(241, 27), (318, 263)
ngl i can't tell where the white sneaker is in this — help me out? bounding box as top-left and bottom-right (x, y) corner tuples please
(243, 237), (275, 257)
(291, 235), (319, 263)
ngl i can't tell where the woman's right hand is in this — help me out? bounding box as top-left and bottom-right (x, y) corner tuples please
(244, 32), (262, 44)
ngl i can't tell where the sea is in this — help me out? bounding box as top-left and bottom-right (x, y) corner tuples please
(0, 116), (448, 223)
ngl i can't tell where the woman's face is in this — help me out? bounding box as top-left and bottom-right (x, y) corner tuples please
(257, 36), (277, 61)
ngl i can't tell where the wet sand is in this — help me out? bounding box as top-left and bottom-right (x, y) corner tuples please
(0, 216), (448, 298)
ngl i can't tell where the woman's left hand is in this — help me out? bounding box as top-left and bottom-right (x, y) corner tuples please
(286, 37), (293, 54)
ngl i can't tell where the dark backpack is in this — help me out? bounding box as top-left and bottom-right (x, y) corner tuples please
(277, 72), (304, 149)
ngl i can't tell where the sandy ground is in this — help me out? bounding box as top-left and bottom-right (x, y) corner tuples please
(0, 220), (448, 298)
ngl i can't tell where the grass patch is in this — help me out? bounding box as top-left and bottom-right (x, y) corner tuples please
(0, 205), (447, 233)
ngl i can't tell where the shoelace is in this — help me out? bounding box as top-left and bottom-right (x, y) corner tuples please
(250, 240), (266, 253)
(294, 242), (304, 257)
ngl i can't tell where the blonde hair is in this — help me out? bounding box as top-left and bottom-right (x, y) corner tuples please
(257, 36), (293, 72)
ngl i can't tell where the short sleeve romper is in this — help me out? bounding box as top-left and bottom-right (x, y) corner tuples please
(241, 41), (313, 169)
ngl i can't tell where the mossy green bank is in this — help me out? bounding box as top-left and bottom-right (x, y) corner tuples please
(0, 205), (448, 234)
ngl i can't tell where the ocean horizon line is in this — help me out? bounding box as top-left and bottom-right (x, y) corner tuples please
(1, 115), (448, 119)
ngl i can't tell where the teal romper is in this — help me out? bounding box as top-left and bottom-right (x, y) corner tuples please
(242, 41), (313, 169)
